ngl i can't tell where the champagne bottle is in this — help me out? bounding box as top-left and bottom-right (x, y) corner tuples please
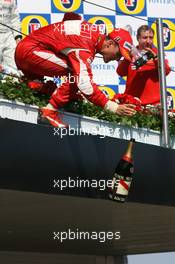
(109, 138), (135, 202)
(130, 45), (155, 69)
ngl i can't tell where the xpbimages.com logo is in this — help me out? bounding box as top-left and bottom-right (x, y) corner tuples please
(53, 73), (117, 87)
(53, 126), (120, 139)
(53, 177), (117, 191)
(53, 229), (121, 243)
(53, 21), (108, 37)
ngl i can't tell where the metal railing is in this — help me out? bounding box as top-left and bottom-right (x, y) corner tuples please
(156, 18), (170, 148)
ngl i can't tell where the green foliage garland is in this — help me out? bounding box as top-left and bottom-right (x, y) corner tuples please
(0, 78), (174, 135)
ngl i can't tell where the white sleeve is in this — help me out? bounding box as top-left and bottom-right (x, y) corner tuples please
(11, 1), (22, 39)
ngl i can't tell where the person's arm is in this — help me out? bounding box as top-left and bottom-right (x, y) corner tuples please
(11, 1), (22, 42)
(66, 48), (136, 116)
(165, 59), (171, 75)
(116, 59), (130, 76)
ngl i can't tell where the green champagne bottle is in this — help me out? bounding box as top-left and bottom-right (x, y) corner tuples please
(109, 138), (135, 202)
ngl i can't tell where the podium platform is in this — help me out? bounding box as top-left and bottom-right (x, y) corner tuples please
(0, 118), (175, 261)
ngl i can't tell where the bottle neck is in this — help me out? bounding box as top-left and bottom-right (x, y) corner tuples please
(130, 45), (142, 60)
(122, 141), (134, 163)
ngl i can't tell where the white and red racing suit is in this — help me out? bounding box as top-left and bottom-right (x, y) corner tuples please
(15, 18), (108, 108)
(0, 0), (21, 72)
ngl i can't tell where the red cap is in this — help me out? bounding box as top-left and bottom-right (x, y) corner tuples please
(108, 28), (133, 61)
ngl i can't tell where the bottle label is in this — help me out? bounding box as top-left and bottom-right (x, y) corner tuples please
(116, 179), (131, 196)
(113, 174), (132, 196)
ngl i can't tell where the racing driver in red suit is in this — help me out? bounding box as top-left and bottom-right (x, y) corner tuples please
(15, 13), (136, 128)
